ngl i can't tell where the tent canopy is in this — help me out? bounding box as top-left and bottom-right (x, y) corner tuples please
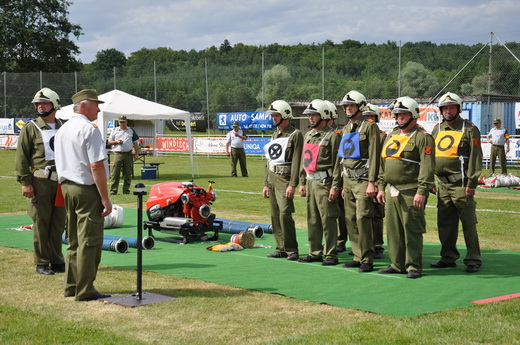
(56, 89), (194, 176)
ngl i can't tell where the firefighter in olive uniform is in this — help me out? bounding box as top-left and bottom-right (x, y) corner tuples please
(263, 100), (303, 261)
(324, 100), (349, 253)
(430, 92), (483, 273)
(298, 99), (341, 266)
(16, 88), (66, 275)
(377, 97), (435, 279)
(363, 103), (386, 259)
(337, 90), (381, 273)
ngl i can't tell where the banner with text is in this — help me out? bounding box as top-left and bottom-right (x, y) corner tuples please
(217, 111), (273, 131)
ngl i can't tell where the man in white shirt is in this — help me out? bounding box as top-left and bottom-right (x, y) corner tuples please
(487, 118), (510, 174)
(55, 89), (112, 302)
(225, 121), (248, 177)
(108, 115), (139, 195)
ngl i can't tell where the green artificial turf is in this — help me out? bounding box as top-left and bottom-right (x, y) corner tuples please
(2, 210), (519, 317)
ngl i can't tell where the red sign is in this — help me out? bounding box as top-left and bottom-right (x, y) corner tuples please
(155, 136), (190, 152)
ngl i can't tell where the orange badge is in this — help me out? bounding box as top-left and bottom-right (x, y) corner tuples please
(472, 138), (480, 147)
(424, 145), (432, 155)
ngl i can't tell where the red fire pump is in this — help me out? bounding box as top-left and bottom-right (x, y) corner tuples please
(143, 180), (222, 243)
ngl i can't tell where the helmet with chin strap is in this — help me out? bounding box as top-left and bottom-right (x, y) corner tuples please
(438, 92), (462, 113)
(267, 100), (292, 119)
(32, 88), (61, 110)
(363, 103), (381, 122)
(303, 99), (331, 120)
(324, 100), (338, 120)
(392, 96), (419, 119)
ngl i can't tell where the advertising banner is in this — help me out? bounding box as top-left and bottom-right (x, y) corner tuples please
(217, 111), (273, 131)
(515, 102), (520, 129)
(0, 135), (18, 148)
(378, 107), (440, 134)
(155, 136), (190, 152)
(244, 138), (270, 154)
(0, 118), (15, 134)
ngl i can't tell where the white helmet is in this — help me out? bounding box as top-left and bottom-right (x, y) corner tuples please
(392, 96), (420, 119)
(363, 103), (381, 122)
(267, 100), (292, 119)
(324, 100), (338, 120)
(303, 99), (331, 120)
(438, 92), (462, 112)
(340, 90), (367, 111)
(32, 88), (61, 110)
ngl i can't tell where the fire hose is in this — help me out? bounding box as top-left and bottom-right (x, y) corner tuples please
(103, 234), (155, 250)
(62, 234), (129, 254)
(214, 218), (272, 238)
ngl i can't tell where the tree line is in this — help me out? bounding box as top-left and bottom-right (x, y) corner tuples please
(2, 1), (519, 119)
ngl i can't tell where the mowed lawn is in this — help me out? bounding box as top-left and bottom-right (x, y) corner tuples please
(1, 150), (520, 344)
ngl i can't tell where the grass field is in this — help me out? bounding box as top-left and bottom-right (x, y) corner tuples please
(1, 150), (520, 344)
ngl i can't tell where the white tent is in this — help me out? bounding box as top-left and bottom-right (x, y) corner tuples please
(56, 89), (194, 177)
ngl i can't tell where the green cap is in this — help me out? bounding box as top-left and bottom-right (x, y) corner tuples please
(71, 89), (104, 104)
(232, 122), (240, 127)
(493, 118), (501, 123)
(118, 115), (127, 121)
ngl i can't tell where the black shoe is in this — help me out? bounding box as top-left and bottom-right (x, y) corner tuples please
(407, 270), (422, 279)
(374, 248), (384, 259)
(322, 257), (339, 266)
(298, 255), (323, 263)
(378, 266), (401, 274)
(466, 265), (480, 273)
(287, 253), (299, 261)
(123, 191), (130, 195)
(336, 244), (346, 253)
(36, 265), (54, 275)
(267, 251), (288, 258)
(77, 292), (111, 301)
(110, 191), (117, 195)
(342, 261), (361, 268)
(359, 263), (374, 273)
(51, 263), (65, 273)
(266, 251), (288, 258)
(430, 261), (457, 268)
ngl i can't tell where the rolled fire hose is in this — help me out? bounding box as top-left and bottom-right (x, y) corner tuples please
(103, 234), (155, 250)
(214, 218), (269, 238)
(62, 234), (128, 254)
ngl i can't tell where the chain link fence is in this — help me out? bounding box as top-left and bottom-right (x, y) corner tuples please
(2, 34), (519, 133)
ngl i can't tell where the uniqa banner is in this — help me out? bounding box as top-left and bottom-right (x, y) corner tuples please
(217, 111), (273, 131)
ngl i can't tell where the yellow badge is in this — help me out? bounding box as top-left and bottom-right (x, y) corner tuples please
(435, 131), (463, 158)
(382, 135), (411, 159)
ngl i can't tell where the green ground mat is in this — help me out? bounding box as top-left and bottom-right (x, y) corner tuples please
(2, 211), (519, 317)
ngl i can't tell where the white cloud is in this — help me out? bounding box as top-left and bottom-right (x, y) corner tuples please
(67, 0), (520, 63)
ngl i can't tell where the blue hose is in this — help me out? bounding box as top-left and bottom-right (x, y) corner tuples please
(214, 218), (270, 237)
(62, 234), (129, 253)
(103, 234), (155, 250)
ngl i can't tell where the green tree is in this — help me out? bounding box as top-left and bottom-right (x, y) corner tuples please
(91, 48), (126, 71)
(400, 61), (440, 97)
(0, 0), (82, 72)
(258, 64), (291, 105)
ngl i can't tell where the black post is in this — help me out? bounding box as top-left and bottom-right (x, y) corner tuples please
(133, 182), (147, 300)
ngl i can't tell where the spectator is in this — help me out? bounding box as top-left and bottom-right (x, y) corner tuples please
(108, 115), (140, 195)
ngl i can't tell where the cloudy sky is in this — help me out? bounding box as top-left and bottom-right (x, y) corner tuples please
(68, 0), (520, 63)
